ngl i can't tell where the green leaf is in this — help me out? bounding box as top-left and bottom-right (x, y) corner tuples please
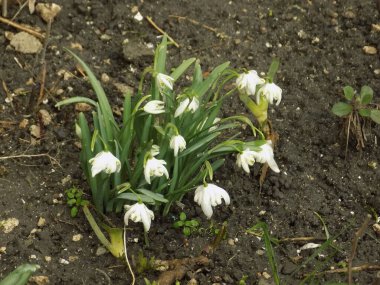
(358, 108), (371, 117)
(154, 35), (168, 74)
(360, 85), (373, 105)
(0, 264), (40, 285)
(343, 86), (355, 101)
(64, 49), (117, 141)
(116, 193), (155, 204)
(193, 61), (230, 98)
(170, 58), (196, 81)
(179, 212), (187, 221)
(71, 207), (79, 218)
(190, 220), (199, 227)
(183, 227), (191, 236)
(331, 102), (353, 117)
(173, 221), (184, 228)
(55, 96), (97, 108)
(138, 189), (168, 203)
(370, 109), (380, 124)
(267, 58), (280, 82)
(67, 198), (76, 206)
(67, 192), (74, 199)
(184, 220), (195, 227)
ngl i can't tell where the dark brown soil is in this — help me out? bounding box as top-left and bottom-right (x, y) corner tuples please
(1, 1), (380, 284)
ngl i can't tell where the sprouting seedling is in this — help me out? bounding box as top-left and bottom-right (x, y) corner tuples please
(332, 85), (380, 154)
(65, 187), (89, 218)
(173, 212), (200, 237)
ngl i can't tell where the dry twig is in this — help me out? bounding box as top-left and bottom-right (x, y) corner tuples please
(0, 15), (44, 38)
(169, 15), (230, 40)
(0, 153), (61, 167)
(348, 214), (372, 285)
(145, 16), (179, 48)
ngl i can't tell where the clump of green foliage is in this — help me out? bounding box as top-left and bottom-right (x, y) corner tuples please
(173, 212), (200, 237)
(65, 187), (89, 217)
(332, 85), (380, 151)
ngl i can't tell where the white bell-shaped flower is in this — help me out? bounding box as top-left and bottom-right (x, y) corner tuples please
(256, 83), (282, 105)
(89, 151), (121, 177)
(236, 70), (265, 96)
(157, 73), (174, 91)
(124, 202), (154, 232)
(143, 100), (165, 114)
(252, 140), (280, 173)
(194, 184), (230, 219)
(236, 149), (256, 173)
(174, 97), (200, 117)
(144, 157), (169, 184)
(170, 135), (186, 156)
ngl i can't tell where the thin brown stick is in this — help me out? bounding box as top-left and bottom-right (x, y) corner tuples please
(348, 214), (372, 285)
(0, 15), (44, 39)
(0, 153), (61, 167)
(35, 19), (51, 106)
(309, 263), (380, 276)
(11, 0), (28, 21)
(145, 16), (179, 48)
(2, 0), (8, 17)
(279, 236), (326, 243)
(169, 15), (230, 39)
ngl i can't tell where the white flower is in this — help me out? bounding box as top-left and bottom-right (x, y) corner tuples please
(170, 135), (186, 156)
(144, 157), (169, 184)
(236, 70), (265, 96)
(157, 73), (174, 91)
(89, 151), (121, 177)
(252, 140), (280, 173)
(143, 100), (165, 114)
(124, 203), (154, 232)
(174, 97), (200, 117)
(194, 184), (230, 219)
(236, 149), (256, 173)
(256, 83), (282, 105)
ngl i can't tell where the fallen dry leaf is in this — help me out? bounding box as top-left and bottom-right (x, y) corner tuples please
(75, 102), (92, 112)
(39, 109), (52, 126)
(36, 3), (62, 23)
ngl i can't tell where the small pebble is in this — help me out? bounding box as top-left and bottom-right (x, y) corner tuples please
(72, 234), (83, 242)
(262, 272), (271, 279)
(96, 246), (107, 256)
(59, 258), (69, 265)
(363, 46), (377, 55)
(37, 217), (46, 227)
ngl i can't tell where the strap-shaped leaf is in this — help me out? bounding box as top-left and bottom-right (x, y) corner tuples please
(138, 189), (168, 203)
(171, 58), (196, 81)
(55, 96), (97, 108)
(64, 48), (117, 140)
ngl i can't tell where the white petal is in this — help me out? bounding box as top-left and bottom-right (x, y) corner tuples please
(140, 208), (152, 232)
(144, 163), (151, 184)
(174, 98), (189, 117)
(201, 199), (214, 219)
(267, 158), (280, 173)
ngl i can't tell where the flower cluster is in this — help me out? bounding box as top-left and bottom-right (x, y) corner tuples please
(58, 37), (283, 236)
(236, 70), (282, 106)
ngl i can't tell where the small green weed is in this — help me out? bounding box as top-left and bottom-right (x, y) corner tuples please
(332, 85), (380, 152)
(65, 187), (89, 217)
(173, 212), (200, 237)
